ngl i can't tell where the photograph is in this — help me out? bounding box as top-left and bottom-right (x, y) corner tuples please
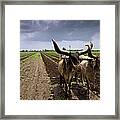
(20, 20), (100, 100)
(2, 1), (117, 118)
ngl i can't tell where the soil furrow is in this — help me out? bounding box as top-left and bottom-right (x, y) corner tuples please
(20, 53), (51, 100)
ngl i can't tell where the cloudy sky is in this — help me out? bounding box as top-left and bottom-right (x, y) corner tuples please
(20, 20), (100, 50)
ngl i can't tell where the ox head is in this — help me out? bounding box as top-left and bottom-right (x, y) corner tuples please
(85, 42), (93, 49)
(52, 39), (79, 65)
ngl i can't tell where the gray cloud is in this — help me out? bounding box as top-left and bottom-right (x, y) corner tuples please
(20, 20), (100, 49)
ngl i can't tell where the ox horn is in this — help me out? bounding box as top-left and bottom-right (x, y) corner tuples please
(52, 39), (70, 56)
(52, 39), (79, 65)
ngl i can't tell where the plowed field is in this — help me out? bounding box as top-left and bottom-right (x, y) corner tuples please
(20, 52), (100, 100)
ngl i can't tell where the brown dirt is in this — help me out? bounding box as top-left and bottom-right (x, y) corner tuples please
(20, 52), (100, 100)
(20, 54), (51, 100)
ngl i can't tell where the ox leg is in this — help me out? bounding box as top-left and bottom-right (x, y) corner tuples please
(81, 74), (85, 86)
(60, 75), (63, 86)
(60, 75), (65, 88)
(65, 82), (68, 99)
(75, 73), (78, 84)
(63, 79), (65, 88)
(86, 77), (90, 100)
(68, 79), (72, 94)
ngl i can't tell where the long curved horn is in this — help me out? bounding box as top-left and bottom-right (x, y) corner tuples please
(79, 50), (88, 55)
(52, 39), (79, 65)
(52, 39), (70, 56)
(83, 44), (97, 59)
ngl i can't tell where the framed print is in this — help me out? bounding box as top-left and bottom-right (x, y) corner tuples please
(0, 0), (119, 119)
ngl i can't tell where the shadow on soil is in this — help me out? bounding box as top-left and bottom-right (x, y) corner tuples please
(52, 83), (88, 100)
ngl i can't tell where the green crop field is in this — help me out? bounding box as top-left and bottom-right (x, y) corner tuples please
(43, 50), (100, 57)
(43, 51), (59, 58)
(20, 52), (36, 60)
(20, 50), (100, 62)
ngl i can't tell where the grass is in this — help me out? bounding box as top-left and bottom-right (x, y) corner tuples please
(92, 52), (100, 57)
(43, 51), (59, 58)
(31, 52), (42, 59)
(20, 52), (36, 60)
(43, 50), (100, 57)
(20, 50), (100, 61)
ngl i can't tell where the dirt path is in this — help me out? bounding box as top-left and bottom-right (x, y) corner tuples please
(20, 53), (51, 100)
